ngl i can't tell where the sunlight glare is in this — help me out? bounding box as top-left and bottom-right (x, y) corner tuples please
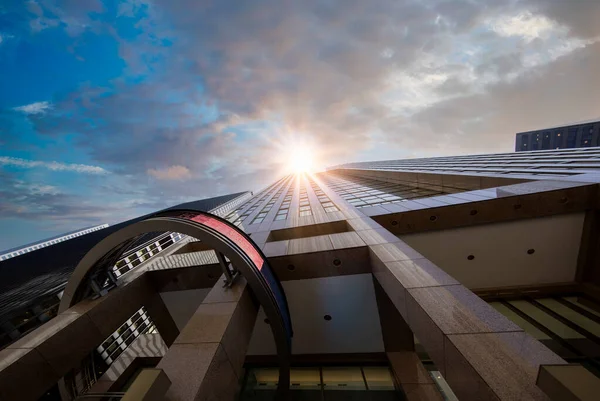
(289, 145), (314, 173)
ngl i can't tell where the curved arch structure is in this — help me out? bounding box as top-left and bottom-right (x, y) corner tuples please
(59, 209), (292, 397)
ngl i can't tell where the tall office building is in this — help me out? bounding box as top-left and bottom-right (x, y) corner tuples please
(515, 119), (600, 151)
(2, 147), (600, 401)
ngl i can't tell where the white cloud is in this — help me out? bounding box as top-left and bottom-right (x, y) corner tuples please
(488, 12), (557, 41)
(147, 165), (192, 180)
(14, 182), (60, 196)
(0, 156), (108, 174)
(12, 101), (52, 115)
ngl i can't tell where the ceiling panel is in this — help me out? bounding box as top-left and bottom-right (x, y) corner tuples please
(400, 213), (585, 289)
(248, 274), (384, 355)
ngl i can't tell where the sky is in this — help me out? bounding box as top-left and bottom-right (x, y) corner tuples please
(0, 0), (599, 250)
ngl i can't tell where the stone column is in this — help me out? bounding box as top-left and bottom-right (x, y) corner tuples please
(158, 277), (258, 401)
(145, 292), (179, 347)
(370, 239), (566, 401)
(373, 277), (444, 400)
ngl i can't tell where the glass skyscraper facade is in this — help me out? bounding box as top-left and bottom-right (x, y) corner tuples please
(516, 119), (600, 151)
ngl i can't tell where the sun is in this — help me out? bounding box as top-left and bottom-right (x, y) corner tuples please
(289, 145), (314, 174)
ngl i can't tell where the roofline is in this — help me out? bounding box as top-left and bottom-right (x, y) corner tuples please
(0, 224), (109, 255)
(516, 118), (600, 135)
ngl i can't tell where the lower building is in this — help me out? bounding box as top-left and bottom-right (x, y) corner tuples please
(0, 191), (251, 351)
(2, 148), (600, 401)
(515, 118), (600, 151)
(0, 224), (109, 262)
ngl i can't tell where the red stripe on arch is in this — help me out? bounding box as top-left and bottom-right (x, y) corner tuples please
(179, 213), (264, 270)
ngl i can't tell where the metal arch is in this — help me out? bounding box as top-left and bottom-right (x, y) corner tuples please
(58, 211), (292, 399)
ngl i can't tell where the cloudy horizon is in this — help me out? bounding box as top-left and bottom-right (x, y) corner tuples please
(1, 0), (599, 250)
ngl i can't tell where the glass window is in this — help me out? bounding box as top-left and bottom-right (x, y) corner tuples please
(567, 128), (578, 147)
(275, 214), (287, 221)
(299, 210), (312, 216)
(249, 368), (279, 389)
(362, 367), (395, 390)
(322, 367), (366, 390)
(290, 368), (321, 389)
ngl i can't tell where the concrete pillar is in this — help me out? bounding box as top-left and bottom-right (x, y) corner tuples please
(370, 239), (566, 400)
(145, 292), (179, 347)
(373, 277), (444, 400)
(158, 277), (258, 401)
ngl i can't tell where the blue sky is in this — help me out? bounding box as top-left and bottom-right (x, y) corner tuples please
(1, 0), (599, 250)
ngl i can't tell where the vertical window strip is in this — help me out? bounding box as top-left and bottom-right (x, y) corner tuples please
(298, 183), (312, 217)
(307, 177), (339, 213)
(250, 176), (293, 225)
(227, 176), (290, 226)
(274, 180), (295, 222)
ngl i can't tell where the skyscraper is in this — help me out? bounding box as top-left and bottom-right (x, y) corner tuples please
(515, 118), (600, 151)
(2, 147), (600, 401)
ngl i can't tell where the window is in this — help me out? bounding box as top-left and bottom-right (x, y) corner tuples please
(567, 128), (578, 147)
(241, 366), (399, 397)
(520, 134), (529, 150)
(553, 131), (563, 149)
(582, 127), (593, 147)
(322, 367), (366, 390)
(531, 133), (541, 150)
